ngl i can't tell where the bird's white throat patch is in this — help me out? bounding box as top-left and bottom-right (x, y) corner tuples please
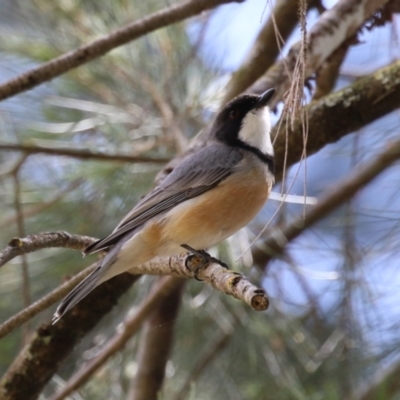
(238, 107), (273, 156)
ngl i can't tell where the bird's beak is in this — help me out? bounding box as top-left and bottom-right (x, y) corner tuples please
(256, 88), (275, 109)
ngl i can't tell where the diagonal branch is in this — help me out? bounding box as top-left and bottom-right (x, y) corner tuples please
(129, 254), (269, 311)
(249, 0), (390, 106)
(49, 277), (184, 400)
(0, 265), (95, 340)
(0, 0), (243, 101)
(158, 59), (400, 185)
(273, 59), (400, 180)
(262, 138), (400, 264)
(0, 273), (140, 400)
(353, 358), (400, 400)
(223, 0), (321, 102)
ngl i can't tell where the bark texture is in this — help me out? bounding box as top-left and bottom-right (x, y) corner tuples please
(273, 59), (400, 180)
(250, 0), (390, 107)
(0, 274), (139, 400)
(127, 283), (184, 400)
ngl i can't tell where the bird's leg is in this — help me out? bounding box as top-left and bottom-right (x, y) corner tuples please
(181, 244), (229, 280)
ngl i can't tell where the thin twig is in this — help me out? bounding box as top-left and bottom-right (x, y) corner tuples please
(0, 231), (96, 268)
(223, 0), (320, 102)
(249, 0), (389, 107)
(0, 265), (96, 340)
(1, 238), (268, 310)
(0, 230), (268, 340)
(128, 254), (269, 311)
(11, 158), (32, 342)
(0, 232), (97, 339)
(0, 0), (243, 101)
(277, 0), (309, 218)
(174, 326), (234, 400)
(0, 143), (169, 164)
(0, 179), (82, 228)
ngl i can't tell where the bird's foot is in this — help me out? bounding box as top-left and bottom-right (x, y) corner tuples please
(181, 244), (228, 281)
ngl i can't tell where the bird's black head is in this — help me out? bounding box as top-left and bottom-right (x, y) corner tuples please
(210, 89), (275, 157)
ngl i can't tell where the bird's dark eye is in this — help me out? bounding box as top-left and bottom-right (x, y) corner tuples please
(229, 109), (239, 119)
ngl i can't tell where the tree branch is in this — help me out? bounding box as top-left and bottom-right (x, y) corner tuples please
(0, 231), (268, 315)
(0, 230), (268, 345)
(273, 59), (400, 180)
(0, 273), (140, 400)
(127, 282), (185, 400)
(0, 0), (243, 101)
(0, 265), (95, 340)
(0, 231), (96, 267)
(126, 254), (269, 311)
(262, 138), (400, 264)
(158, 59), (400, 185)
(49, 277), (184, 400)
(0, 230), (268, 398)
(0, 143), (169, 164)
(312, 37), (353, 100)
(249, 0), (389, 106)
(223, 0), (321, 102)
(353, 358), (400, 400)
(0, 228), (266, 399)
(0, 230), (267, 398)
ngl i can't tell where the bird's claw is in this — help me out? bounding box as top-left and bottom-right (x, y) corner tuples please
(181, 244), (228, 280)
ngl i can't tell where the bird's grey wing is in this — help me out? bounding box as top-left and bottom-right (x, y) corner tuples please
(54, 145), (243, 322)
(84, 144), (243, 255)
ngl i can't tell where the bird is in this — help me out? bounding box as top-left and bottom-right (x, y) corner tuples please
(53, 88), (275, 323)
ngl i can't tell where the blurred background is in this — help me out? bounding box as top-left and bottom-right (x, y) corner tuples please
(0, 0), (400, 399)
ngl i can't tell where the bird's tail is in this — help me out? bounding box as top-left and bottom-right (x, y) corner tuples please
(53, 230), (136, 324)
(52, 264), (106, 324)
